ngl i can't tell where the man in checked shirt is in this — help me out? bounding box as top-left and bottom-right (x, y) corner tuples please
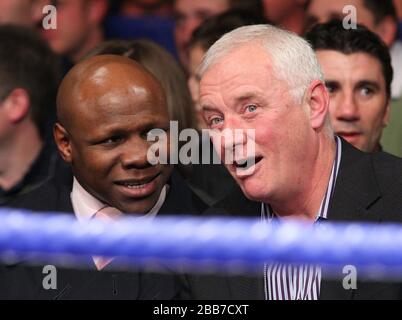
(180, 24), (402, 300)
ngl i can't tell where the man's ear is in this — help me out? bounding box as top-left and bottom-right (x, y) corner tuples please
(306, 80), (329, 131)
(382, 100), (391, 128)
(2, 88), (30, 124)
(54, 122), (73, 163)
(375, 16), (397, 47)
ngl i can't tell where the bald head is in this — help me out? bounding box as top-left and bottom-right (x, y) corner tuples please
(57, 54), (166, 131)
(54, 54), (173, 214)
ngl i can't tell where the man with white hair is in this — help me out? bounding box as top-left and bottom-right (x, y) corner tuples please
(181, 24), (402, 300)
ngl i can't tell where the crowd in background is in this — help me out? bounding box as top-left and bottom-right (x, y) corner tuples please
(0, 0), (402, 300)
(0, 0), (401, 206)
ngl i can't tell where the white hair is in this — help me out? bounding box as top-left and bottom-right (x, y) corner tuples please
(198, 24), (324, 104)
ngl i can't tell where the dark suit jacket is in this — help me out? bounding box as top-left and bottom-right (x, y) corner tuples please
(181, 140), (402, 300)
(0, 170), (207, 300)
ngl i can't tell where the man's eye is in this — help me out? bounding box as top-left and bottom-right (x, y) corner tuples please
(102, 137), (122, 145)
(360, 87), (374, 97)
(246, 104), (258, 113)
(210, 117), (223, 126)
(325, 84), (336, 94)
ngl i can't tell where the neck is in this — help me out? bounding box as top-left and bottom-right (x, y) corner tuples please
(269, 134), (336, 221)
(70, 27), (104, 63)
(0, 122), (43, 191)
(373, 143), (381, 152)
(280, 9), (307, 35)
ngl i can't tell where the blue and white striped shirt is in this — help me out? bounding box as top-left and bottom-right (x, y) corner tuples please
(261, 136), (342, 300)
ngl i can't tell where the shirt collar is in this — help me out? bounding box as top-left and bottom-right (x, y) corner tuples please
(70, 177), (169, 222)
(261, 136), (342, 223)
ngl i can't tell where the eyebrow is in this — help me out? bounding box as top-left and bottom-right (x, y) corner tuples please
(201, 92), (262, 112)
(233, 92), (264, 110)
(355, 80), (381, 90)
(234, 92), (260, 103)
(201, 105), (218, 113)
(325, 80), (340, 86)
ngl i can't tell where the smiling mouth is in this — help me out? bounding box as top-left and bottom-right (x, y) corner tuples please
(234, 156), (263, 170)
(115, 173), (161, 189)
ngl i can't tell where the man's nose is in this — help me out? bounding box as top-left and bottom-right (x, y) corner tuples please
(120, 137), (151, 169)
(221, 129), (248, 151)
(336, 93), (360, 121)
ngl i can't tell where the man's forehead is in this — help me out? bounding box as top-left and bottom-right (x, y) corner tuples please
(310, 0), (366, 13)
(175, 0), (229, 14)
(308, 0), (374, 22)
(69, 97), (169, 136)
(81, 63), (156, 88)
(317, 50), (384, 79)
(201, 44), (271, 81)
(78, 81), (166, 116)
(71, 58), (163, 103)
(77, 77), (154, 101)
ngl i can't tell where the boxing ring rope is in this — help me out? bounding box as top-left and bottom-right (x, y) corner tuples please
(1, 208), (402, 280)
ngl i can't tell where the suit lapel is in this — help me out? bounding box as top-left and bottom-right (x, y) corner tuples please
(320, 140), (382, 300)
(327, 139), (382, 222)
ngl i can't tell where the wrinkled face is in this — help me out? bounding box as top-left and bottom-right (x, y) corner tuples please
(174, 0), (229, 66)
(0, 0), (35, 26)
(41, 0), (92, 59)
(306, 0), (376, 30)
(58, 69), (173, 214)
(200, 45), (313, 203)
(317, 50), (389, 152)
(188, 44), (207, 128)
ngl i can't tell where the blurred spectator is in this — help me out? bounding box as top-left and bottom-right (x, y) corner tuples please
(394, 0), (402, 19)
(174, 0), (229, 67)
(306, 0), (402, 100)
(262, 0), (310, 35)
(111, 0), (173, 16)
(0, 0), (42, 27)
(0, 25), (61, 205)
(306, 20), (392, 153)
(39, 0), (108, 65)
(104, 13), (178, 58)
(173, 0), (264, 68)
(394, 0), (402, 41)
(187, 10), (267, 129)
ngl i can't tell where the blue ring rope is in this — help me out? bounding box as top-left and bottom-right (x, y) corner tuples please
(1, 208), (402, 278)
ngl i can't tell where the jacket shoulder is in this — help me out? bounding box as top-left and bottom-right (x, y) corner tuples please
(6, 174), (73, 213)
(371, 151), (402, 195)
